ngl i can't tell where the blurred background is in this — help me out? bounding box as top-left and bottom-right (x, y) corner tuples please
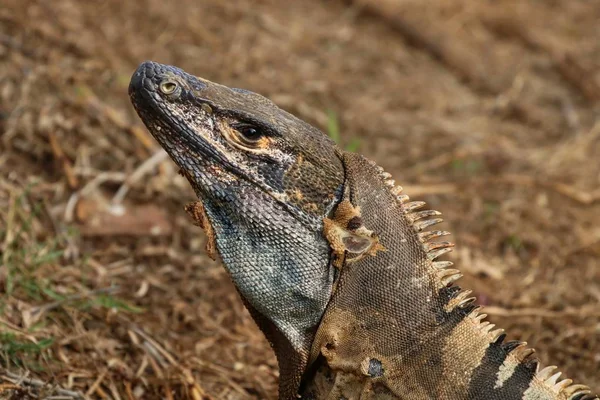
(1, 0), (599, 398)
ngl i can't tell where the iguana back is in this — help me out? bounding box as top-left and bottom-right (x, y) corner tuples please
(128, 61), (598, 400)
(303, 153), (594, 399)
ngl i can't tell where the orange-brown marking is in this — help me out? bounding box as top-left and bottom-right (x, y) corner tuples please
(289, 189), (304, 201)
(185, 200), (218, 260)
(254, 135), (271, 149)
(323, 200), (385, 268)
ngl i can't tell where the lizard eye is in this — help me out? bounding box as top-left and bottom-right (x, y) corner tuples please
(234, 124), (264, 144)
(159, 80), (178, 95)
(225, 123), (270, 152)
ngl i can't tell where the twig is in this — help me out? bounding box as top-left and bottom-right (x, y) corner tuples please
(181, 368), (212, 400)
(112, 150), (169, 205)
(1, 370), (88, 399)
(131, 327), (178, 366)
(65, 172), (127, 222)
(123, 382), (135, 400)
(107, 380), (123, 400)
(129, 327), (212, 399)
(85, 369), (107, 397)
(78, 172), (128, 198)
(48, 131), (79, 189)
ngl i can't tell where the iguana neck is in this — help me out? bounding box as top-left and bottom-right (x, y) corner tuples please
(301, 152), (589, 400)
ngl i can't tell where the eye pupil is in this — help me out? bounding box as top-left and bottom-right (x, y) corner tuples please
(239, 126), (262, 141)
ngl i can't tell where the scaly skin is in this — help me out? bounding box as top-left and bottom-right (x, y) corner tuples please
(129, 61), (598, 400)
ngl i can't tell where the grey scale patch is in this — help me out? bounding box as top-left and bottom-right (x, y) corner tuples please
(368, 358), (384, 378)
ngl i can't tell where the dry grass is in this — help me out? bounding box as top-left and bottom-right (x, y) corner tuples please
(0, 0), (599, 398)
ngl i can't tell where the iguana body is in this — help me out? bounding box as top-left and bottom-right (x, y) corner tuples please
(129, 61), (598, 400)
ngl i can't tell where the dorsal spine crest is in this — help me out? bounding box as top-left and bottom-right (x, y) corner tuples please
(371, 160), (597, 400)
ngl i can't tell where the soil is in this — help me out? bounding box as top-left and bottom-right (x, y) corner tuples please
(0, 0), (599, 398)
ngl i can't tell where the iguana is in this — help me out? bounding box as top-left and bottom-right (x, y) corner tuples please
(128, 61), (598, 400)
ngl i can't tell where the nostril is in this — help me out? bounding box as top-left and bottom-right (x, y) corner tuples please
(143, 77), (155, 91)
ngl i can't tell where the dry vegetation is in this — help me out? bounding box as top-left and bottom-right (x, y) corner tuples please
(1, 0), (599, 398)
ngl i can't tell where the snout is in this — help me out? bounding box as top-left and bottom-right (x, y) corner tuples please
(128, 60), (163, 96)
(129, 61), (207, 97)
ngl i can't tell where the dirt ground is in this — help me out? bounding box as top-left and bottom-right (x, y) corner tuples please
(1, 0), (599, 398)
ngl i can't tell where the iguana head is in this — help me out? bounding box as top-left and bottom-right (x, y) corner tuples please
(129, 61), (343, 223)
(129, 61), (344, 392)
